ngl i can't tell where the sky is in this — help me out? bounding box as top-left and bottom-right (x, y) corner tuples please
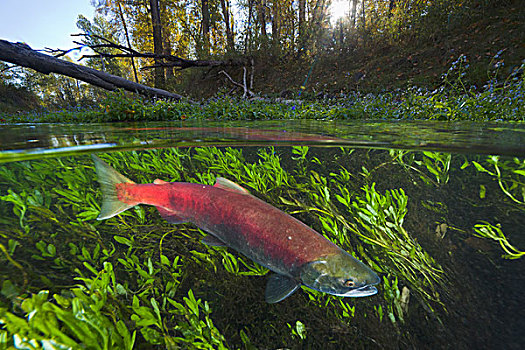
(0, 0), (94, 50)
(330, 0), (350, 25)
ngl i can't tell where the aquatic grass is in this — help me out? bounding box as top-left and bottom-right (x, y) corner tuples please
(381, 276), (410, 325)
(459, 155), (525, 259)
(473, 222), (525, 260)
(211, 248), (268, 277)
(0, 146), (445, 340)
(389, 150), (452, 187)
(471, 156), (525, 206)
(287, 320), (307, 341)
(347, 184), (443, 304)
(2, 146), (523, 347)
(0, 264), (136, 350)
(283, 148), (445, 313)
(419, 152), (452, 186)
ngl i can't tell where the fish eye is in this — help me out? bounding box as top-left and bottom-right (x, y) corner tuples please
(342, 279), (355, 288)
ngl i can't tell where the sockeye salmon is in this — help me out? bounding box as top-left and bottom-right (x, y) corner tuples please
(92, 155), (380, 303)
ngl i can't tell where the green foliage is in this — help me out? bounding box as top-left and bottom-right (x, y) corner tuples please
(76, 15), (131, 78)
(282, 148), (446, 316)
(167, 290), (227, 349)
(287, 320), (307, 341)
(0, 269), (136, 350)
(4, 62), (524, 123)
(381, 276), (409, 325)
(471, 156), (525, 206)
(1, 145), (523, 347)
(473, 222), (524, 259)
(349, 184), (443, 306)
(391, 150), (452, 186)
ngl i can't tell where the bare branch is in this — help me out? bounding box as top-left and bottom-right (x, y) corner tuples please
(219, 70), (254, 97)
(45, 33), (249, 71)
(0, 39), (184, 100)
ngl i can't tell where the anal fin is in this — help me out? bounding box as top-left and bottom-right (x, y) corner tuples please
(265, 274), (300, 303)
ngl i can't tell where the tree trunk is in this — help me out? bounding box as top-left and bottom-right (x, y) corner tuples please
(309, 0), (328, 53)
(298, 0), (306, 54)
(149, 0), (165, 88)
(117, 1), (138, 83)
(160, 0), (174, 81)
(256, 0), (267, 38)
(244, 0), (254, 53)
(271, 1), (280, 52)
(201, 0), (210, 56)
(220, 0), (235, 52)
(351, 0), (357, 28)
(362, 0), (366, 31)
(0, 40), (183, 100)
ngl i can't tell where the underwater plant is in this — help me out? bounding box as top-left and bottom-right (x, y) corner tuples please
(1, 145), (522, 348)
(473, 222), (524, 259)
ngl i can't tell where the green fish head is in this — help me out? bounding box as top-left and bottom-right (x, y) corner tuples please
(299, 251), (380, 297)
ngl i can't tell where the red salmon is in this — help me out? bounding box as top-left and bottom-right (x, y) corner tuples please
(92, 155), (379, 302)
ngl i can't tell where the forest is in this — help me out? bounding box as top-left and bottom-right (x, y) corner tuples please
(0, 0), (523, 121)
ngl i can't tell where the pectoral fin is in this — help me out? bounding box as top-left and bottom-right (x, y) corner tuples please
(265, 274), (300, 303)
(201, 235), (227, 247)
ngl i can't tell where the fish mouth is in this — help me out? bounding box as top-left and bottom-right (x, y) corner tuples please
(335, 285), (378, 298)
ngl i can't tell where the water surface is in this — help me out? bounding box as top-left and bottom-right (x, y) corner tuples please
(1, 120), (523, 163)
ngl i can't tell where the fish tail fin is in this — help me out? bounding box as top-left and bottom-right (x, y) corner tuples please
(91, 155), (136, 220)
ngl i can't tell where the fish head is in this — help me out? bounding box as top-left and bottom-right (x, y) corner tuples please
(299, 251), (380, 297)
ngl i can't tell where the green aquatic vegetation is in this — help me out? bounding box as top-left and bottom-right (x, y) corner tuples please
(300, 287), (358, 324)
(167, 290), (227, 349)
(291, 146), (309, 162)
(473, 222), (524, 259)
(216, 249), (268, 276)
(0, 270), (136, 350)
(294, 171), (442, 308)
(0, 189), (32, 234)
(191, 146), (290, 194)
(0, 261), (227, 349)
(287, 320), (307, 341)
(381, 276), (410, 325)
(419, 152), (452, 186)
(0, 146), (457, 347)
(347, 184), (443, 304)
(281, 151), (444, 316)
(471, 156), (525, 206)
(389, 150), (452, 186)
(462, 155), (525, 259)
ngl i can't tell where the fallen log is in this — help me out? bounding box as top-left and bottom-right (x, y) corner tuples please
(0, 39), (184, 100)
(48, 33), (248, 71)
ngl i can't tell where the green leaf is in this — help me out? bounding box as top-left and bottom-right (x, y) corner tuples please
(114, 236), (132, 247)
(160, 254), (170, 266)
(479, 184), (486, 199)
(472, 161), (492, 174)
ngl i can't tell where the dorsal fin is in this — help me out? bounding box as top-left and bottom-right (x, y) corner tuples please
(214, 177), (250, 194)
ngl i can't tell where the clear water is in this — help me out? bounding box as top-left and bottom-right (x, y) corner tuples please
(0, 120), (524, 349)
